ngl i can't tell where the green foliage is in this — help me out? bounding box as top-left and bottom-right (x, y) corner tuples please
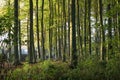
(0, 12), (13, 35)
(6, 60), (69, 80)
(6, 56), (120, 80)
(106, 53), (120, 80)
(76, 56), (106, 80)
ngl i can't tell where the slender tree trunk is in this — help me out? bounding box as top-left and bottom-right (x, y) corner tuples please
(112, 1), (117, 53)
(107, 3), (113, 58)
(117, 0), (120, 53)
(71, 0), (77, 68)
(41, 0), (45, 60)
(99, 0), (106, 61)
(14, 0), (20, 65)
(84, 0), (87, 55)
(18, 20), (22, 61)
(63, 0), (66, 62)
(58, 0), (62, 60)
(29, 0), (34, 63)
(54, 3), (58, 59)
(27, 18), (30, 62)
(8, 0), (12, 62)
(49, 0), (52, 59)
(61, 3), (64, 61)
(36, 0), (41, 59)
(94, 0), (99, 56)
(8, 25), (11, 62)
(88, 0), (91, 55)
(68, 0), (71, 58)
(77, 0), (82, 57)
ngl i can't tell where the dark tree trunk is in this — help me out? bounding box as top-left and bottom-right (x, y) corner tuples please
(8, 0), (12, 62)
(94, 0), (99, 56)
(49, 0), (53, 59)
(29, 0), (34, 63)
(18, 20), (22, 61)
(54, 3), (58, 59)
(71, 0), (77, 68)
(57, 0), (62, 60)
(107, 3), (113, 57)
(77, 0), (82, 57)
(88, 0), (91, 55)
(14, 0), (20, 65)
(36, 0), (41, 59)
(84, 0), (87, 55)
(63, 0), (66, 62)
(41, 0), (45, 60)
(118, 0), (120, 53)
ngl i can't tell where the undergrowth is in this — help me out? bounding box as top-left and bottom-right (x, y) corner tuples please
(5, 53), (120, 80)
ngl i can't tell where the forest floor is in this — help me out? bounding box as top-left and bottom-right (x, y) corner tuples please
(0, 56), (120, 80)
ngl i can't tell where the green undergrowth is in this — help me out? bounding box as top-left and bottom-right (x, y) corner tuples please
(5, 54), (120, 80)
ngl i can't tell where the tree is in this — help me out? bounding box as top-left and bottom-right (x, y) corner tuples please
(14, 0), (20, 65)
(107, 3), (113, 58)
(88, 0), (91, 55)
(71, 0), (77, 68)
(99, 0), (106, 61)
(94, 0), (100, 56)
(49, 0), (53, 59)
(77, 0), (83, 57)
(117, 0), (120, 53)
(18, 20), (22, 61)
(29, 0), (35, 63)
(84, 0), (87, 55)
(7, 0), (12, 62)
(63, 0), (66, 62)
(41, 0), (45, 60)
(57, 0), (62, 60)
(67, 0), (71, 58)
(36, 0), (41, 59)
(54, 3), (58, 59)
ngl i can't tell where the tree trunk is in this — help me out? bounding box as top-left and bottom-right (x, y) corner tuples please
(54, 3), (58, 59)
(49, 0), (53, 59)
(14, 0), (20, 65)
(77, 0), (82, 57)
(71, 0), (77, 68)
(63, 0), (66, 62)
(99, 0), (106, 61)
(84, 0), (87, 55)
(88, 0), (91, 55)
(36, 0), (41, 59)
(94, 0), (99, 56)
(29, 0), (34, 63)
(8, 0), (12, 62)
(57, 0), (62, 60)
(68, 0), (71, 58)
(107, 3), (113, 58)
(41, 0), (45, 60)
(18, 20), (22, 61)
(118, 0), (120, 53)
